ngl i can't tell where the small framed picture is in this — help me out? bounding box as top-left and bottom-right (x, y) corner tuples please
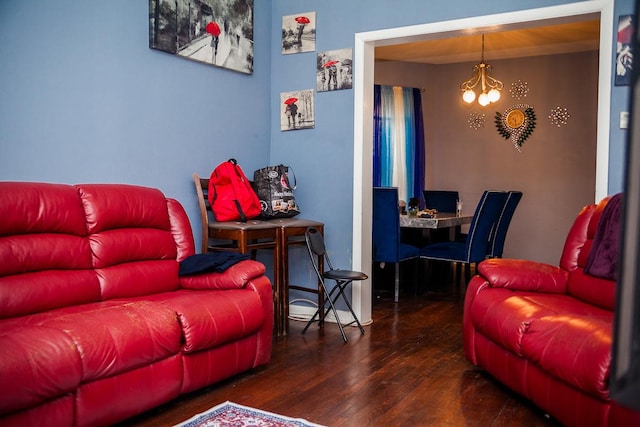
(282, 12), (316, 54)
(615, 15), (634, 86)
(317, 48), (353, 92)
(280, 89), (315, 131)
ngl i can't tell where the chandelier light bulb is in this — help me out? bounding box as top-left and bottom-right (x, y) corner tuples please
(462, 89), (476, 103)
(478, 92), (490, 106)
(459, 34), (503, 107)
(488, 88), (501, 103)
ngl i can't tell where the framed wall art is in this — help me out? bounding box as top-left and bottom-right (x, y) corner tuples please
(280, 89), (315, 131)
(149, 0), (254, 74)
(282, 12), (316, 54)
(317, 48), (353, 92)
(615, 14), (634, 86)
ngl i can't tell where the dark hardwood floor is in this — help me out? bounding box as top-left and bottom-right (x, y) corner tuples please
(121, 268), (561, 427)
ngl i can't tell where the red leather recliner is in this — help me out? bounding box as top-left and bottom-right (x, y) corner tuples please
(463, 195), (640, 426)
(0, 182), (273, 426)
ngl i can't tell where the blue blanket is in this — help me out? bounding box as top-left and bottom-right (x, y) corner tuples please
(179, 252), (250, 276)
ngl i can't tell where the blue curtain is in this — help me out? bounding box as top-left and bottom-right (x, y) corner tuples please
(373, 85), (426, 206)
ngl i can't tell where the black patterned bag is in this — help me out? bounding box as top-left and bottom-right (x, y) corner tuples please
(253, 165), (301, 218)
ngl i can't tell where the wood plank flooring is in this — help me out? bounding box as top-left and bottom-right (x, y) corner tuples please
(120, 288), (560, 427)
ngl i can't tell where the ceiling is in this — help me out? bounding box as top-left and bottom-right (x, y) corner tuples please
(375, 19), (601, 65)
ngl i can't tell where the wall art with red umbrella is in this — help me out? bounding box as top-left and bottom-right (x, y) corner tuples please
(280, 89), (315, 131)
(316, 48), (353, 92)
(282, 11), (316, 54)
(615, 14), (634, 86)
(149, 0), (254, 74)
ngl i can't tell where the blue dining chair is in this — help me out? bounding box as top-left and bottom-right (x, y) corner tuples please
(487, 191), (523, 258)
(423, 190), (459, 213)
(423, 190), (462, 242)
(373, 187), (421, 303)
(420, 190), (508, 285)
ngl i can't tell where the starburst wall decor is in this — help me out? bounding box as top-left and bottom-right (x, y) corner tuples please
(549, 106), (571, 127)
(509, 80), (529, 99)
(495, 104), (536, 152)
(468, 112), (485, 130)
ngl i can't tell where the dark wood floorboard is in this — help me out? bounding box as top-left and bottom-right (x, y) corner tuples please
(120, 282), (560, 427)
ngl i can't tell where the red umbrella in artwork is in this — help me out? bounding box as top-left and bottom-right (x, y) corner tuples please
(284, 97), (298, 105)
(322, 60), (339, 68)
(205, 22), (221, 37)
(295, 16), (310, 25)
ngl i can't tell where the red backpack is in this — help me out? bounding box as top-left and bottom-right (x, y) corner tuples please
(208, 159), (261, 222)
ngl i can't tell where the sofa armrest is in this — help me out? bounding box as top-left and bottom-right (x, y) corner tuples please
(477, 258), (569, 294)
(179, 260), (266, 290)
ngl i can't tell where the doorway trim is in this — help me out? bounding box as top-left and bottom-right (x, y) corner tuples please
(351, 0), (614, 323)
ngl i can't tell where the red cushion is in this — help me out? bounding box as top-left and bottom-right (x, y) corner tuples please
(0, 182), (86, 237)
(478, 258), (568, 293)
(0, 326), (82, 413)
(520, 297), (612, 399)
(75, 184), (171, 234)
(180, 260), (266, 290)
(146, 290), (265, 352)
(0, 270), (100, 319)
(35, 301), (181, 382)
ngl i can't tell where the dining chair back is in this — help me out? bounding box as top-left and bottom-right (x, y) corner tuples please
(373, 187), (421, 302)
(303, 227), (368, 342)
(420, 190), (508, 284)
(423, 190), (459, 213)
(423, 190), (461, 242)
(487, 191), (523, 258)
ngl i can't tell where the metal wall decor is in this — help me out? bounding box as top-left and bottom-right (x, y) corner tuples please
(509, 80), (529, 99)
(549, 106), (571, 127)
(495, 104), (536, 151)
(468, 112), (486, 130)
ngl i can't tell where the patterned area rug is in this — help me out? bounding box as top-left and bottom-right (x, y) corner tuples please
(174, 401), (326, 427)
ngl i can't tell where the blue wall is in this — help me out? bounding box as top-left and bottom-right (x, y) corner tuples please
(0, 0), (271, 245)
(0, 0), (631, 289)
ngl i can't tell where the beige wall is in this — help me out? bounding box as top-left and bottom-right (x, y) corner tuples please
(375, 51), (598, 264)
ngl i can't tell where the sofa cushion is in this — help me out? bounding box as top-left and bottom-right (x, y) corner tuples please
(567, 268), (616, 311)
(520, 298), (612, 400)
(75, 184), (182, 299)
(180, 260), (266, 290)
(145, 289), (266, 352)
(0, 182), (87, 237)
(0, 326), (82, 414)
(0, 270), (100, 319)
(0, 182), (100, 318)
(75, 184), (171, 234)
(26, 301), (182, 383)
(468, 288), (561, 356)
(97, 260), (180, 300)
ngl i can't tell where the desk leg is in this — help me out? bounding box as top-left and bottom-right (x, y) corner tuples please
(279, 225), (324, 336)
(273, 236), (283, 336)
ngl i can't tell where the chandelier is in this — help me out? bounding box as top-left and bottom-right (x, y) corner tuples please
(460, 34), (503, 107)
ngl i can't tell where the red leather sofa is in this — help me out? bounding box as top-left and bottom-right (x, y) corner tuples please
(0, 182), (273, 426)
(463, 195), (640, 426)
